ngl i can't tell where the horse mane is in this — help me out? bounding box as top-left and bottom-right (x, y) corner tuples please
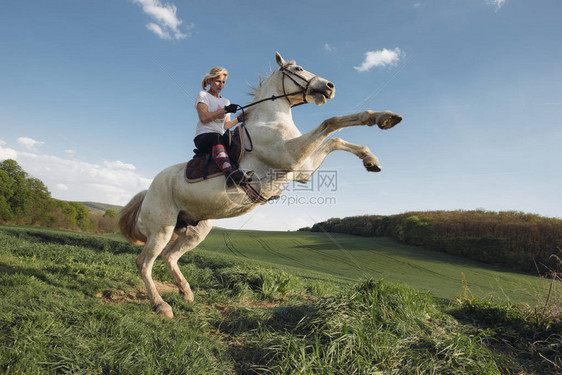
(244, 60), (296, 121)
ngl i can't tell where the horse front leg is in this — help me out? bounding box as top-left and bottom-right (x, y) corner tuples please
(293, 138), (382, 183)
(320, 110), (402, 133)
(283, 111), (402, 170)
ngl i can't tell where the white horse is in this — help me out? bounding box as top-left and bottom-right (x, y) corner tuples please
(119, 52), (402, 317)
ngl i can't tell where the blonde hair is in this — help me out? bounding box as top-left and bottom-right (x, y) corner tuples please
(201, 67), (228, 90)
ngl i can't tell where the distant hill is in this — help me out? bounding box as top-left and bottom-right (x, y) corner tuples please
(79, 202), (123, 213)
(303, 210), (562, 276)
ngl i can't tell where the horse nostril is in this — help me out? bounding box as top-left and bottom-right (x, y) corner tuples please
(327, 82), (334, 89)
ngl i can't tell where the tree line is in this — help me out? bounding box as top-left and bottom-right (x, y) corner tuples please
(0, 159), (118, 233)
(302, 210), (562, 275)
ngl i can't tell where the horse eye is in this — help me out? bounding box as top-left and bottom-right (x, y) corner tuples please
(295, 66), (303, 71)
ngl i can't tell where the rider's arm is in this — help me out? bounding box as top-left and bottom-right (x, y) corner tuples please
(196, 102), (227, 123)
(223, 116), (239, 130)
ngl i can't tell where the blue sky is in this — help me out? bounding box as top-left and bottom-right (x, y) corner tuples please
(1, 0), (561, 231)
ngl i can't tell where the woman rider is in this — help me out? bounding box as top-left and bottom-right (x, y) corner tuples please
(194, 67), (252, 187)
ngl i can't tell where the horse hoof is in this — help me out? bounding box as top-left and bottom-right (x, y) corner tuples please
(155, 303), (174, 318)
(363, 156), (381, 172)
(180, 290), (195, 303)
(365, 163), (381, 172)
(377, 112), (402, 130)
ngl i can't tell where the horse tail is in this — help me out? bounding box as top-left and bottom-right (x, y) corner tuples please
(118, 190), (148, 245)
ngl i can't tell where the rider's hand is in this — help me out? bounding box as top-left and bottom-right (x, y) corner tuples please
(225, 104), (238, 113)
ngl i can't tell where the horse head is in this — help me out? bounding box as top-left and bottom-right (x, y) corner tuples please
(275, 52), (335, 106)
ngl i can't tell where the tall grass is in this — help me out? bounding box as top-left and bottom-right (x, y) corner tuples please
(238, 279), (502, 374)
(1, 226), (560, 374)
(0, 227), (234, 374)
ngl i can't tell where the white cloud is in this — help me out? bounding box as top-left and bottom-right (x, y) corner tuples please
(65, 149), (77, 156)
(55, 183), (69, 191)
(487, 0), (506, 10)
(354, 48), (403, 72)
(324, 43), (336, 52)
(104, 160), (136, 171)
(0, 145), (18, 160)
(146, 22), (170, 39)
(17, 137), (45, 151)
(0, 140), (151, 205)
(132, 0), (192, 40)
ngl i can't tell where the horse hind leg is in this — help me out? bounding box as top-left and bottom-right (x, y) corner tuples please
(138, 225), (176, 318)
(161, 220), (212, 303)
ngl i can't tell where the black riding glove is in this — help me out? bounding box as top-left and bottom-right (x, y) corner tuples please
(225, 104), (238, 113)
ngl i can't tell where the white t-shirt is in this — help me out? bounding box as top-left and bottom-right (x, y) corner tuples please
(195, 91), (230, 137)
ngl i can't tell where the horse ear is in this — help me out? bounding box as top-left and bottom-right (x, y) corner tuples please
(275, 52), (286, 67)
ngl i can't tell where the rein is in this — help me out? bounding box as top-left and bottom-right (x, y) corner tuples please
(231, 66), (315, 204)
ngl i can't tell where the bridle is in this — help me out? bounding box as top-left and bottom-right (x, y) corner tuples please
(279, 65), (319, 107)
(236, 65), (319, 152)
(239, 65), (319, 112)
(236, 66), (318, 153)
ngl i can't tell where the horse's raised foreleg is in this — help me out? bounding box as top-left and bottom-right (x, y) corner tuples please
(137, 225), (176, 318)
(294, 138), (381, 183)
(283, 111), (401, 170)
(161, 220), (212, 302)
(320, 110), (402, 133)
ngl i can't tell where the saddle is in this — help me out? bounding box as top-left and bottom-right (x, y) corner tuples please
(185, 127), (245, 183)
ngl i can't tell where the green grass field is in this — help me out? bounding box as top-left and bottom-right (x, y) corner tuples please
(199, 228), (551, 305)
(1, 225), (560, 374)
